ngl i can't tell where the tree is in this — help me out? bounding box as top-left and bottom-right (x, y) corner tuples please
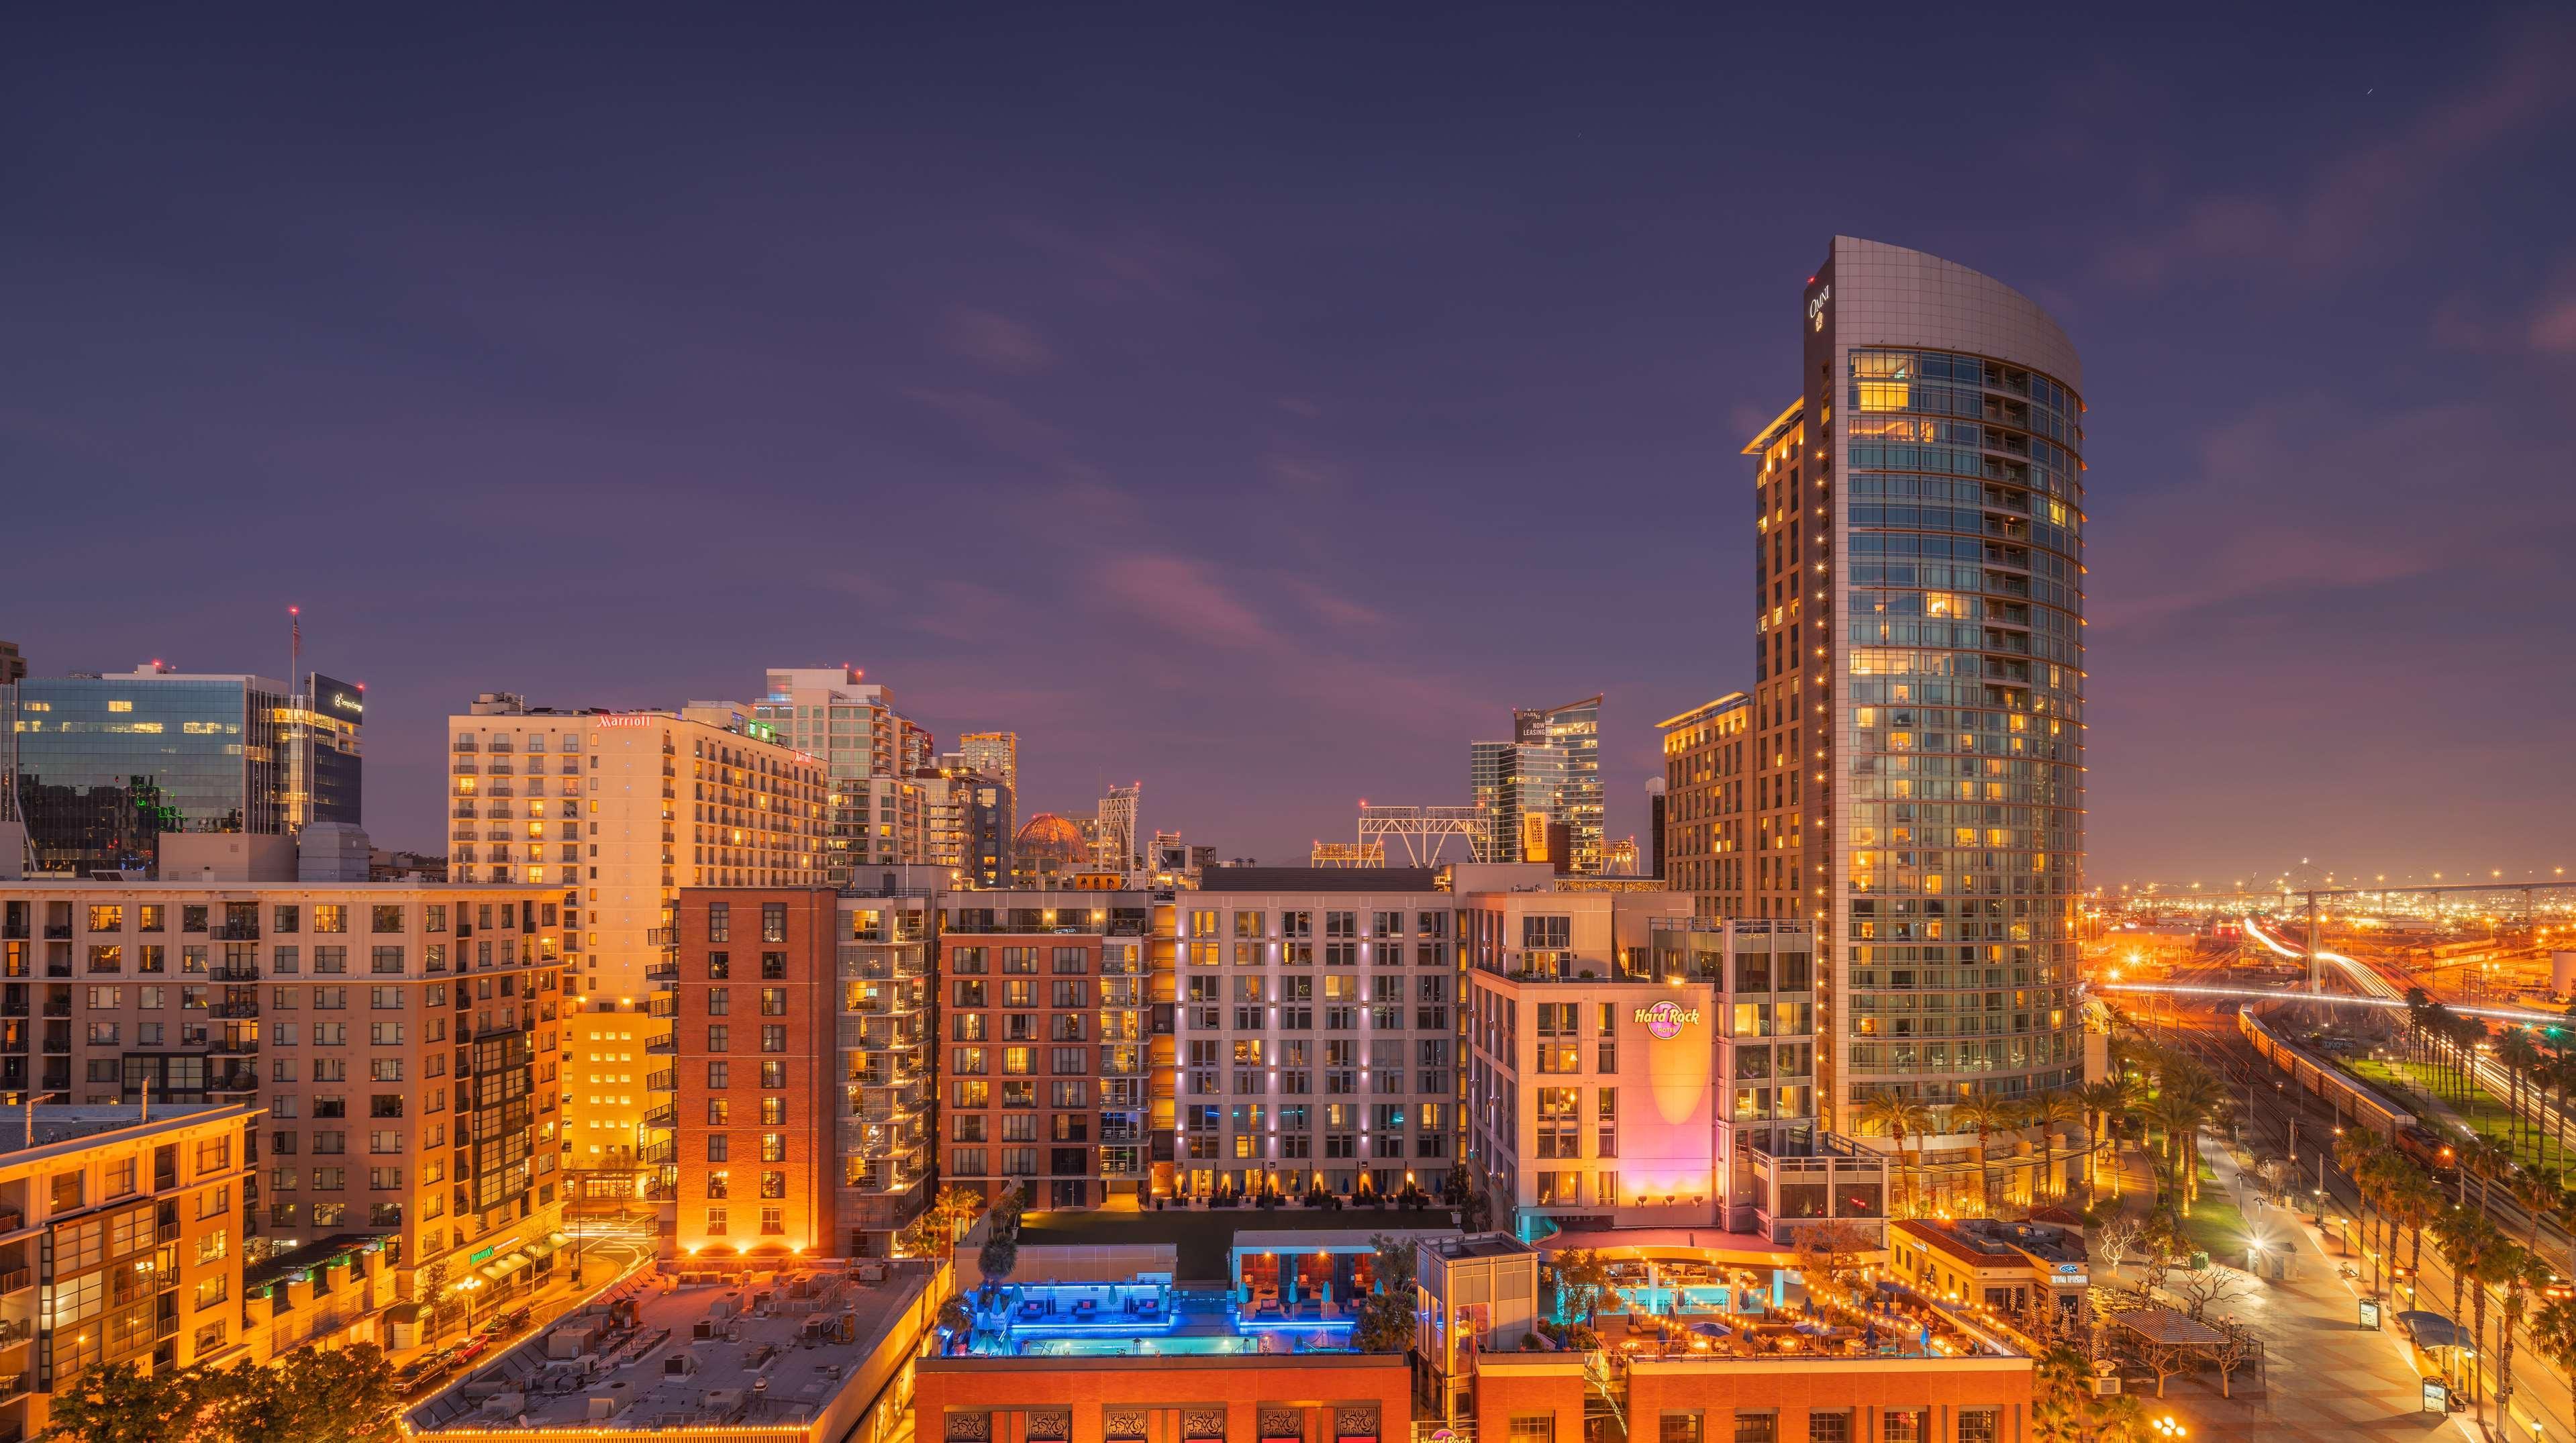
(977, 1183), (1026, 1284)
(2207, 1315), (2262, 1400)
(2390, 1166), (2444, 1305)
(2030, 1345), (2091, 1443)
(934, 1183), (986, 1244)
(2167, 1262), (2250, 1324)
(203, 1343), (401, 1443)
(2505, 1165), (2564, 1285)
(2499, 1028), (2543, 1153)
(2250, 1156), (2289, 1205)
(1442, 1162), (1493, 1233)
(415, 1258), (460, 1341)
(2432, 1206), (2502, 1399)
(2094, 1217), (2143, 1282)
(1951, 1092), (2023, 1214)
(1855, 1090), (1935, 1214)
(1552, 1248), (1615, 1326)
(2026, 1091), (2085, 1203)
(40, 1360), (213, 1443)
(1792, 1221), (1876, 1310)
(2461, 1134), (2516, 1213)
(2133, 1214), (2183, 1299)
(2075, 1079), (2134, 1196)
(2140, 1065), (2224, 1215)
(1351, 1234), (1420, 1354)
(937, 1294), (975, 1342)
(2494, 1244), (2546, 1430)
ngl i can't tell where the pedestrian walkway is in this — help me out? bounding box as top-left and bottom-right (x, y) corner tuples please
(2142, 1140), (2465, 1442)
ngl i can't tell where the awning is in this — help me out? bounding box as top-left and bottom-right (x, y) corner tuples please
(477, 1251), (532, 1281)
(2399, 1311), (2475, 1352)
(524, 1232), (568, 1261)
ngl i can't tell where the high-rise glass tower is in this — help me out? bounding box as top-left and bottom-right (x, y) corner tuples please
(1744, 238), (2085, 1182)
(1516, 695), (1601, 873)
(11, 666), (296, 874)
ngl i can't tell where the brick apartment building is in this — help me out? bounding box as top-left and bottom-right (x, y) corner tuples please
(669, 890), (840, 1256)
(936, 891), (1152, 1209)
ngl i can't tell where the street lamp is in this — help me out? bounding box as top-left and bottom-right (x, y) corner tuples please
(454, 1275), (485, 1337)
(2151, 1416), (2188, 1440)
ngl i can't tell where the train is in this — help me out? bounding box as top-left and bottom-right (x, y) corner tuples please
(2392, 1124), (2461, 1176)
(2236, 1003), (2418, 1143)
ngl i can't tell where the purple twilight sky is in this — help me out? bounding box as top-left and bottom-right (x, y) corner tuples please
(4, 5), (2574, 887)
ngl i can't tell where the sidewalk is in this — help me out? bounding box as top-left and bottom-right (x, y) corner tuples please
(2164, 1140), (2459, 1441)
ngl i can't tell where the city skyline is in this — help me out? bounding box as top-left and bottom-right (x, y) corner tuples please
(5, 10), (2574, 883)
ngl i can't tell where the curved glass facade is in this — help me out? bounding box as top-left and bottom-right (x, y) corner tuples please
(1836, 345), (2085, 1106)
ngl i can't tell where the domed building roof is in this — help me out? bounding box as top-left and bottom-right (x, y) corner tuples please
(1013, 812), (1091, 864)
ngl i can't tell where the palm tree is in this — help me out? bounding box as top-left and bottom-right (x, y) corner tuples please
(2391, 1166), (2444, 1306)
(1952, 1092), (2022, 1213)
(2432, 1207), (2501, 1400)
(2462, 1230), (2514, 1428)
(2027, 1091), (2085, 1203)
(1855, 1090), (1934, 1215)
(2075, 1078), (2132, 1195)
(2144, 1066), (2225, 1213)
(2506, 1165), (2563, 1282)
(2548, 1052), (2576, 1170)
(2462, 1134), (2516, 1212)
(2405, 987), (2436, 1066)
(2342, 1130), (2391, 1293)
(2496, 1244), (2547, 1432)
(2499, 1029), (2543, 1153)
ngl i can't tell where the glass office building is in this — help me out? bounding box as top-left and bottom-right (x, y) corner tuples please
(1745, 238), (2085, 1170)
(9, 668), (293, 873)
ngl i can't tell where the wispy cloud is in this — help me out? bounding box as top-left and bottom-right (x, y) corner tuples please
(897, 387), (1069, 464)
(2091, 396), (2567, 634)
(1009, 218), (1230, 304)
(937, 307), (1054, 375)
(1102, 555), (1275, 649)
(2101, 21), (2576, 286)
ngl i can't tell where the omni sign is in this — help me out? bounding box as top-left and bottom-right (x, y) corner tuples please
(1809, 283), (1832, 332)
(1635, 999), (1701, 1040)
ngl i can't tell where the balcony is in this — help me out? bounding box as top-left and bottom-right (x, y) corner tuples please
(211, 963), (259, 982)
(642, 962), (677, 984)
(644, 1036), (675, 1055)
(209, 1036), (259, 1056)
(641, 1102), (676, 1130)
(213, 1001), (260, 1019)
(40, 926), (70, 941)
(0, 1269), (28, 1295)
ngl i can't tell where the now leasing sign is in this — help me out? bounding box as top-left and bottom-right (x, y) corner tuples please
(1634, 1000), (1702, 1040)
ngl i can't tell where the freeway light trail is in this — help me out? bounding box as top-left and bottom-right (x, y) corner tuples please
(2095, 981), (2565, 1026)
(2241, 915), (2395, 999)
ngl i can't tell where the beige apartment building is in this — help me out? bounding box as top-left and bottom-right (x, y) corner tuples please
(0, 1102), (258, 1440)
(446, 695), (826, 1207)
(0, 880), (569, 1316)
(1656, 693), (1749, 917)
